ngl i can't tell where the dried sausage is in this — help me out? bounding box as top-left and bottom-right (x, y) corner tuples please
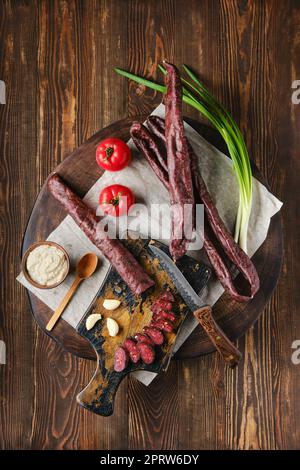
(152, 311), (176, 323)
(114, 346), (128, 372)
(145, 115), (260, 302)
(136, 342), (155, 365)
(130, 122), (168, 177)
(159, 290), (175, 302)
(164, 61), (194, 260)
(150, 319), (174, 333)
(134, 333), (155, 346)
(151, 300), (172, 313)
(123, 339), (140, 364)
(143, 326), (164, 345)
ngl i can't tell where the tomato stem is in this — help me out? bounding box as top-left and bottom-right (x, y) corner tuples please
(105, 146), (114, 160)
(110, 192), (123, 206)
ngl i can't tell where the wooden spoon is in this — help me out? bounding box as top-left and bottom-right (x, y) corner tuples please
(46, 253), (98, 331)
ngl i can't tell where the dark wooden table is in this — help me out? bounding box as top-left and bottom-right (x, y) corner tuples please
(0, 0), (299, 450)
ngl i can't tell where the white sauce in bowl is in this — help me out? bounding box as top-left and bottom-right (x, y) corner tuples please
(26, 244), (68, 287)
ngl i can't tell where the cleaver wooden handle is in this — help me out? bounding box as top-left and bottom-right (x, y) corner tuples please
(76, 353), (124, 417)
(193, 306), (242, 367)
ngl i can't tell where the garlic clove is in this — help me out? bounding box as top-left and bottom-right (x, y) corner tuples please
(85, 313), (102, 331)
(103, 299), (121, 311)
(107, 318), (119, 337)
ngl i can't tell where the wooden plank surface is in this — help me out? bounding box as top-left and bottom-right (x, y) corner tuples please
(0, 0), (299, 450)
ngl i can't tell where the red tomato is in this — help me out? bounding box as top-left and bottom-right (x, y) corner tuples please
(96, 138), (131, 171)
(99, 184), (135, 217)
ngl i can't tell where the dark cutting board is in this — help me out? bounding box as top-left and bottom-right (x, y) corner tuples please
(76, 237), (210, 416)
(20, 116), (283, 361)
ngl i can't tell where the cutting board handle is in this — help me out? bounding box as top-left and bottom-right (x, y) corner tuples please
(76, 354), (123, 416)
(193, 306), (242, 367)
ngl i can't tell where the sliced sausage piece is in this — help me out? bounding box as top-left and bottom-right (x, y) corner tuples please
(136, 342), (155, 365)
(114, 347), (128, 372)
(152, 311), (176, 323)
(143, 326), (164, 346)
(159, 291), (175, 302)
(134, 333), (155, 346)
(151, 301), (172, 313)
(150, 319), (174, 333)
(123, 339), (140, 364)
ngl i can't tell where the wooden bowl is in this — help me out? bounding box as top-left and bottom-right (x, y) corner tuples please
(21, 241), (70, 289)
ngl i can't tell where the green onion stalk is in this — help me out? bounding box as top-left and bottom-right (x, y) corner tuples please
(114, 65), (252, 253)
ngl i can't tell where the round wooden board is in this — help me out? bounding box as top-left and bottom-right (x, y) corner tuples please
(21, 116), (283, 361)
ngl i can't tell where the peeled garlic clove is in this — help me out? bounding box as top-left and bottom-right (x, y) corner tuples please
(107, 318), (119, 337)
(103, 299), (121, 311)
(86, 313), (102, 331)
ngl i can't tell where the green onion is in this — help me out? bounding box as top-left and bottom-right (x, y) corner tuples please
(114, 65), (252, 253)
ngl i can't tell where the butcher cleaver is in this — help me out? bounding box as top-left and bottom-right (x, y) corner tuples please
(149, 244), (242, 367)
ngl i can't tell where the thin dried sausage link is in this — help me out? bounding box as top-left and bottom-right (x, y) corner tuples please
(189, 147), (259, 298)
(145, 116), (260, 301)
(130, 122), (169, 189)
(164, 62), (195, 261)
(146, 115), (166, 143)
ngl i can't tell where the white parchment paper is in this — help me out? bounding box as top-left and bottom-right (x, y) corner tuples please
(17, 103), (282, 386)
